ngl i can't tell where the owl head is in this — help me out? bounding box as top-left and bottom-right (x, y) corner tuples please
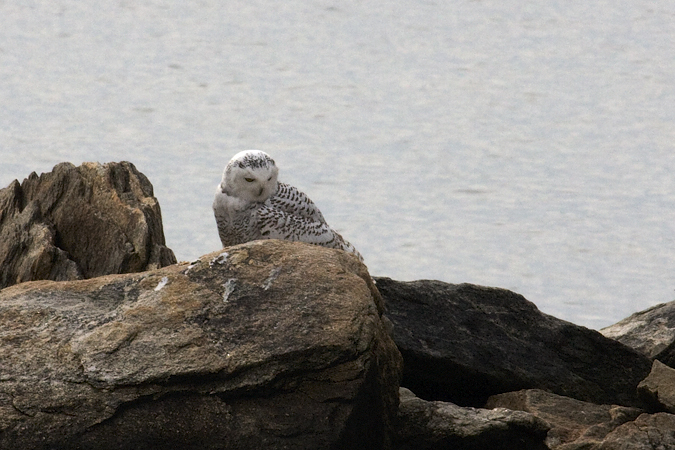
(220, 150), (279, 202)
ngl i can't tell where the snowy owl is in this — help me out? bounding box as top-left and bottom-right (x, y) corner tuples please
(213, 150), (363, 261)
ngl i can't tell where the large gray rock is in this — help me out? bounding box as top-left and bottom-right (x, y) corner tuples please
(395, 388), (549, 450)
(375, 277), (652, 407)
(0, 240), (402, 450)
(0, 161), (176, 288)
(601, 301), (675, 366)
(485, 389), (643, 449)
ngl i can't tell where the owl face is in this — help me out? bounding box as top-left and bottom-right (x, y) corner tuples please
(221, 150), (279, 203)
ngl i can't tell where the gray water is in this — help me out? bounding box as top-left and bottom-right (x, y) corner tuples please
(1, 0), (674, 329)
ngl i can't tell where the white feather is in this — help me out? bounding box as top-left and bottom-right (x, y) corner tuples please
(213, 150), (363, 262)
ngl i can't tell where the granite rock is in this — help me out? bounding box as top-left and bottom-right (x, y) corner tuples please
(0, 240), (402, 450)
(396, 388), (549, 450)
(485, 389), (643, 449)
(376, 277), (651, 407)
(601, 301), (675, 366)
(0, 161), (176, 288)
(637, 360), (675, 414)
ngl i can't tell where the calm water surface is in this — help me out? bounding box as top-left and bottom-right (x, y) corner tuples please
(1, 0), (674, 329)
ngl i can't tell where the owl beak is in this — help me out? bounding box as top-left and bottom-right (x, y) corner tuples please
(258, 187), (264, 196)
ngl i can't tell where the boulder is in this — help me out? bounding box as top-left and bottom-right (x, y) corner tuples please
(601, 301), (675, 366)
(637, 360), (675, 414)
(375, 277), (652, 407)
(0, 240), (402, 450)
(485, 389), (643, 449)
(0, 161), (176, 288)
(395, 388), (549, 450)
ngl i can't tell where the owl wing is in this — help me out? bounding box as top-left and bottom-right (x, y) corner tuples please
(259, 183), (363, 261)
(256, 203), (337, 246)
(269, 182), (326, 224)
(256, 203), (363, 261)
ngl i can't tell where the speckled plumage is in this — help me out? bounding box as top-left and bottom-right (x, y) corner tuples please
(213, 150), (363, 261)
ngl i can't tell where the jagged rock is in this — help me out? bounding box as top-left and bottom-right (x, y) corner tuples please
(637, 360), (675, 414)
(601, 301), (675, 366)
(589, 413), (675, 450)
(375, 277), (652, 407)
(0, 240), (402, 450)
(485, 389), (643, 449)
(0, 161), (176, 288)
(395, 388), (549, 450)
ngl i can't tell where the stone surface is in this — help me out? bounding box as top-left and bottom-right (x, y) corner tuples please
(637, 360), (675, 414)
(591, 413), (675, 450)
(0, 240), (402, 450)
(0, 161), (176, 288)
(601, 301), (675, 366)
(485, 389), (643, 449)
(395, 388), (549, 450)
(376, 277), (652, 407)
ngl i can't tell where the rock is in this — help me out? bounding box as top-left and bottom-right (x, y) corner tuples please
(0, 161), (176, 288)
(486, 389), (675, 450)
(0, 240), (402, 450)
(395, 387), (549, 450)
(600, 301), (675, 366)
(590, 413), (675, 450)
(637, 360), (675, 414)
(485, 389), (643, 449)
(375, 277), (652, 407)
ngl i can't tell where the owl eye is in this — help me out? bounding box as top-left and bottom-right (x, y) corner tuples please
(244, 177), (255, 182)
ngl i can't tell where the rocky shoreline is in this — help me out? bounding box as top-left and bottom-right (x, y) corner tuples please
(1, 162), (675, 449)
